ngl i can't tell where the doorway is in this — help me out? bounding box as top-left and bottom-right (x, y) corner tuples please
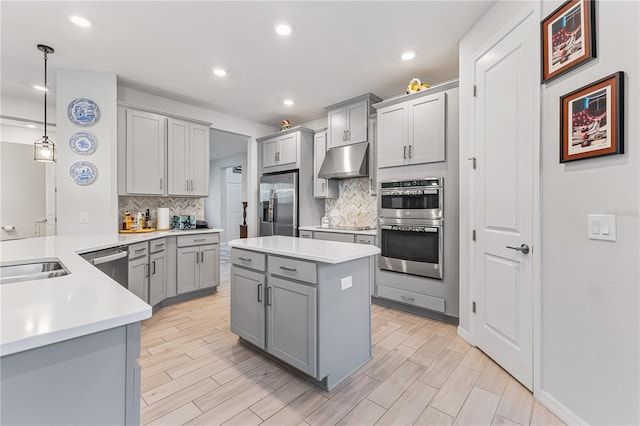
(223, 166), (243, 242)
(470, 7), (540, 390)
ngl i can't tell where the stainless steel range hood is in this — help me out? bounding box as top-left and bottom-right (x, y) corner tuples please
(318, 142), (368, 179)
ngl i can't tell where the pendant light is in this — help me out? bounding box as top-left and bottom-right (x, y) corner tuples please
(34, 44), (55, 162)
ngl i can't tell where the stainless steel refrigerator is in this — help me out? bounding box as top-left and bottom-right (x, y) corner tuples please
(259, 171), (298, 237)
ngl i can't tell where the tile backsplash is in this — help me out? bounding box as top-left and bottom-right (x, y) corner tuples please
(118, 196), (205, 224)
(324, 178), (377, 228)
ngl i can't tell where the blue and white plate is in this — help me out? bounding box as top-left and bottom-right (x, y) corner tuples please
(69, 132), (97, 155)
(67, 98), (100, 127)
(69, 161), (98, 186)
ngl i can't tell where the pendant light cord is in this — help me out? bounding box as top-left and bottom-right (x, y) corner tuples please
(43, 49), (48, 139)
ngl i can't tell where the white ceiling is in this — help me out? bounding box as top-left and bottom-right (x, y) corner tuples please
(1, 1), (494, 128)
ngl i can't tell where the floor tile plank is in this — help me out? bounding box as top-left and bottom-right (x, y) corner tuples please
(452, 387), (501, 426)
(377, 380), (438, 426)
(429, 366), (480, 417)
(368, 360), (425, 409)
(495, 377), (535, 426)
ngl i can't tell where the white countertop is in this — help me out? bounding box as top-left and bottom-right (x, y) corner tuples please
(298, 226), (378, 236)
(0, 228), (222, 357)
(228, 236), (380, 263)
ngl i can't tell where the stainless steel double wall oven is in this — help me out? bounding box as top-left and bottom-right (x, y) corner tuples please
(378, 178), (443, 279)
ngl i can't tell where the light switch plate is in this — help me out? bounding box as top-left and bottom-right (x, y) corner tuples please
(341, 276), (352, 290)
(588, 214), (616, 241)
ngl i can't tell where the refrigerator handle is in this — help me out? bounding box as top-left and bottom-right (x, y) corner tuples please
(271, 197), (277, 235)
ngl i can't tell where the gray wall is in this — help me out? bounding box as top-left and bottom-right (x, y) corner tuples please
(539, 1), (639, 424)
(459, 1), (639, 424)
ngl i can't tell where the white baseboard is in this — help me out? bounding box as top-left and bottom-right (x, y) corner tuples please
(537, 389), (589, 425)
(457, 326), (474, 346)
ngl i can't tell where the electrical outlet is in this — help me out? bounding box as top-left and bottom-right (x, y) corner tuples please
(80, 211), (89, 224)
(341, 276), (352, 290)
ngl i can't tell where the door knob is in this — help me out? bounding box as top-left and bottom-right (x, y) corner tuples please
(506, 244), (530, 254)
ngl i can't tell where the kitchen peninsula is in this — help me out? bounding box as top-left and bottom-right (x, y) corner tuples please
(228, 235), (379, 390)
(0, 228), (221, 425)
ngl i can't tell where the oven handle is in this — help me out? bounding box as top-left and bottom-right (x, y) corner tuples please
(380, 189), (439, 195)
(380, 225), (440, 232)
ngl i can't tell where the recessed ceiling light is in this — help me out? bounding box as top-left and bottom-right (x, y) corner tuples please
(33, 85), (48, 91)
(213, 68), (227, 77)
(401, 50), (416, 61)
(70, 15), (92, 28)
(275, 23), (293, 36)
(26, 124), (37, 129)
(283, 99), (294, 106)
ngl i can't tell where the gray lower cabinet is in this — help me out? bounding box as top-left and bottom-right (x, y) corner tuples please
(267, 276), (317, 376)
(149, 250), (166, 306)
(230, 267), (265, 348)
(1, 323), (142, 426)
(177, 235), (220, 294)
(230, 247), (372, 390)
(128, 255), (148, 302)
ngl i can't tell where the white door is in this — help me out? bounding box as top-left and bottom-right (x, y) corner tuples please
(226, 168), (243, 241)
(472, 11), (537, 390)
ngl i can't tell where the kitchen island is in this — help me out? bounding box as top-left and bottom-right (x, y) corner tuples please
(228, 235), (380, 390)
(0, 229), (221, 425)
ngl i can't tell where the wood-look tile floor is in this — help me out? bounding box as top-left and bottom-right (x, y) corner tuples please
(140, 263), (564, 426)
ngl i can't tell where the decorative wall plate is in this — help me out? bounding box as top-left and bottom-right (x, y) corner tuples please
(69, 161), (98, 186)
(67, 98), (100, 126)
(69, 132), (97, 155)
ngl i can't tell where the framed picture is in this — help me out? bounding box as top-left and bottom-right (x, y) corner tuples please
(541, 0), (596, 83)
(560, 72), (624, 163)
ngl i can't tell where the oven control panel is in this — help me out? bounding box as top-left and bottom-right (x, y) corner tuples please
(380, 178), (442, 189)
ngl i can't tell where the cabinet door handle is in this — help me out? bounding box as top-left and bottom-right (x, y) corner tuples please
(408, 145), (412, 159)
(403, 146), (407, 159)
(145, 263), (149, 278)
(322, 182), (325, 193)
(152, 260), (156, 275)
(196, 251), (199, 263)
(200, 251), (204, 263)
(191, 180), (194, 191)
(346, 129), (350, 141)
(370, 178), (373, 190)
(279, 266), (297, 272)
(186, 179), (189, 191)
(238, 257), (252, 262)
(257, 283), (263, 302)
(193, 238), (205, 242)
(154, 243), (165, 249)
(134, 248), (146, 253)
(401, 295), (415, 302)
(266, 286), (272, 306)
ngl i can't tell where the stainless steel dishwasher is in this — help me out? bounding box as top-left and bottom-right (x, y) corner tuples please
(81, 246), (129, 288)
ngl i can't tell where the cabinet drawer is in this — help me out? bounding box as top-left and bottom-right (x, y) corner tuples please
(268, 255), (317, 284)
(298, 230), (313, 239)
(313, 231), (355, 243)
(232, 249), (266, 272)
(377, 285), (445, 313)
(149, 237), (167, 253)
(177, 233), (220, 247)
(128, 242), (148, 259)
(355, 235), (375, 245)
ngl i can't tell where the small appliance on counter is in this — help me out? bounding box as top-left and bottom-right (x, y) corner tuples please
(195, 220), (209, 229)
(172, 215), (196, 230)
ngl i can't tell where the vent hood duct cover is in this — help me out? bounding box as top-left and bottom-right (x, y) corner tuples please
(318, 142), (368, 179)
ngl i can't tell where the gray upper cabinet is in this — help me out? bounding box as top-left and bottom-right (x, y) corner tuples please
(376, 91), (446, 168)
(261, 132), (298, 169)
(126, 109), (166, 195)
(313, 130), (338, 199)
(325, 94), (381, 149)
(119, 106), (211, 197)
(167, 118), (210, 197)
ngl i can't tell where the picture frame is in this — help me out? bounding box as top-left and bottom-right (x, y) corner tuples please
(559, 72), (624, 163)
(541, 0), (596, 83)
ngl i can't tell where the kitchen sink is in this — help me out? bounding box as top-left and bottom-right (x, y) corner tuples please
(0, 259), (70, 284)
